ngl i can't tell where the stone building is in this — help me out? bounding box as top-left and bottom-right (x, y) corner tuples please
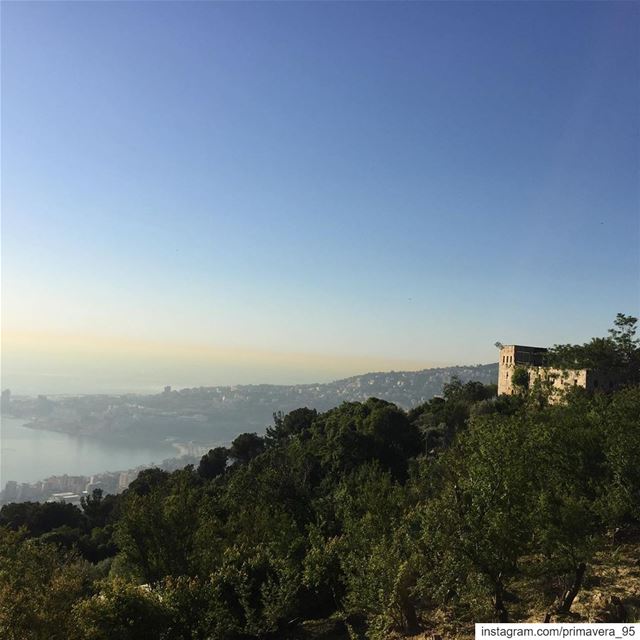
(498, 344), (615, 397)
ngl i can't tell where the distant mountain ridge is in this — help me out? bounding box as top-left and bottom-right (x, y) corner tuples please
(230, 363), (498, 411)
(4, 363), (499, 442)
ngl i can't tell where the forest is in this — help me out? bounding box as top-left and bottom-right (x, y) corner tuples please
(1, 315), (638, 639)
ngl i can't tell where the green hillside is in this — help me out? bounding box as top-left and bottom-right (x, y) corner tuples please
(1, 316), (638, 640)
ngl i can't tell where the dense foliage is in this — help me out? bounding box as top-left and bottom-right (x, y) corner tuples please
(547, 314), (640, 384)
(1, 318), (638, 639)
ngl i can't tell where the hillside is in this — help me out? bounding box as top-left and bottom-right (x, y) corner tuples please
(300, 363), (498, 410)
(1, 313), (638, 639)
(3, 363), (499, 442)
(1, 382), (638, 640)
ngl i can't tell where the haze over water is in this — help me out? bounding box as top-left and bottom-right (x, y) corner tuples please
(1, 417), (176, 486)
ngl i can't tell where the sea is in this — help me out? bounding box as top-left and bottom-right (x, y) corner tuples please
(0, 416), (176, 487)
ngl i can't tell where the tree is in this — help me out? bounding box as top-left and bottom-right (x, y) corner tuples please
(266, 407), (317, 444)
(530, 447), (597, 613)
(70, 578), (169, 640)
(422, 413), (536, 621)
(127, 468), (170, 497)
(197, 447), (228, 479)
(331, 464), (421, 637)
(0, 501), (86, 537)
(115, 469), (211, 582)
(597, 386), (640, 527)
(608, 313), (640, 382)
(608, 313), (639, 363)
(523, 398), (610, 616)
(81, 489), (119, 530)
(229, 433), (266, 465)
(547, 313), (640, 383)
(311, 399), (422, 481)
(0, 528), (96, 640)
(409, 380), (498, 451)
(511, 367), (530, 393)
(232, 542), (303, 635)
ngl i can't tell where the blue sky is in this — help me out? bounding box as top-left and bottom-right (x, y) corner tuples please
(2, 1), (639, 393)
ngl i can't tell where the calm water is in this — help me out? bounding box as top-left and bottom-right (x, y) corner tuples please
(0, 417), (176, 486)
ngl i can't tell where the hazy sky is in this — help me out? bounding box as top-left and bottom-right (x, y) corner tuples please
(2, 1), (639, 394)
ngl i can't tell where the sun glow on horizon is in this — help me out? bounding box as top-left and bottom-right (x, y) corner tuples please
(1, 329), (448, 395)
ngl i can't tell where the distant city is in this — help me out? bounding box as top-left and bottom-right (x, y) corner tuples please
(1, 363), (497, 504)
(0, 454), (201, 507)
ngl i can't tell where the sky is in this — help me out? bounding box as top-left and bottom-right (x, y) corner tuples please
(2, 1), (639, 394)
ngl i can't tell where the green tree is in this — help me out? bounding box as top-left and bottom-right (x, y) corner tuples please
(81, 489), (119, 530)
(229, 433), (266, 465)
(128, 468), (170, 497)
(115, 469), (212, 582)
(547, 313), (639, 383)
(608, 313), (639, 364)
(409, 379), (498, 451)
(526, 402), (602, 614)
(70, 578), (168, 640)
(422, 413), (536, 621)
(0, 528), (97, 640)
(0, 501), (86, 537)
(332, 464), (420, 637)
(597, 387), (640, 527)
(266, 407), (317, 444)
(310, 398), (422, 481)
(197, 447), (228, 479)
(511, 366), (529, 392)
(206, 543), (302, 638)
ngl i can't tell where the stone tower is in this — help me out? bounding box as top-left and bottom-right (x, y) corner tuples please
(498, 345), (548, 395)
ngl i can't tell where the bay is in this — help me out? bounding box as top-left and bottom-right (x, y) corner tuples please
(0, 416), (176, 486)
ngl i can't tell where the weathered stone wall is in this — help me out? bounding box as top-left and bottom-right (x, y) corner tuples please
(498, 345), (547, 395)
(498, 344), (619, 399)
(498, 345), (516, 395)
